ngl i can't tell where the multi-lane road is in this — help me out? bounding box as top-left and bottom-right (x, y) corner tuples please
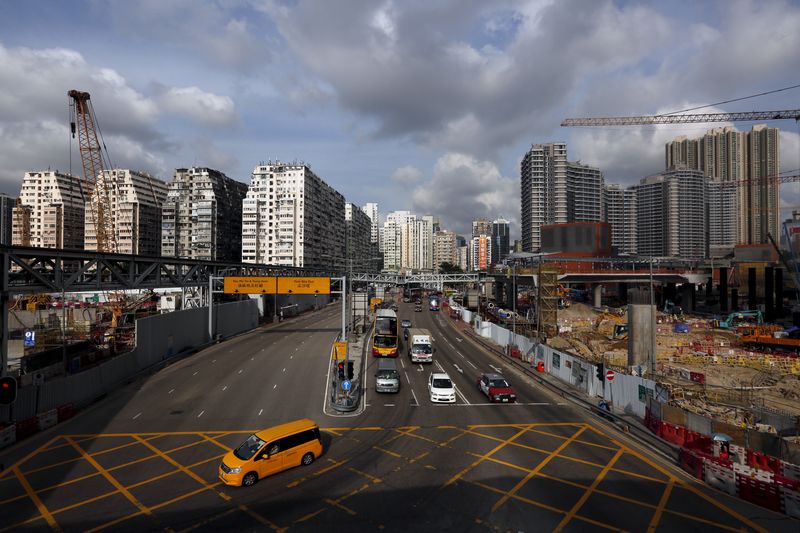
(0, 297), (796, 532)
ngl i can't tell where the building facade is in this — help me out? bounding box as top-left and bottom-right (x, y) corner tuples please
(13, 170), (92, 249)
(162, 167), (247, 261)
(345, 203), (374, 272)
(706, 181), (737, 258)
(241, 162), (345, 269)
(84, 169), (168, 255)
(362, 202), (379, 247)
(491, 218), (510, 264)
(0, 194), (14, 245)
(603, 184), (637, 255)
(472, 218), (491, 239)
(469, 235), (492, 271)
(521, 143), (568, 252)
(433, 230), (458, 271)
(566, 162), (604, 223)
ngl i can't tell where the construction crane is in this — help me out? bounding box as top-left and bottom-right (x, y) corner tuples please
(561, 109), (800, 127)
(68, 89), (117, 253)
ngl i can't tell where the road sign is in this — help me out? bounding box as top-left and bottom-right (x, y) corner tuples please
(606, 369), (615, 381)
(24, 330), (36, 348)
(341, 380), (351, 391)
(277, 277), (330, 295)
(332, 341), (348, 361)
(223, 276), (276, 294)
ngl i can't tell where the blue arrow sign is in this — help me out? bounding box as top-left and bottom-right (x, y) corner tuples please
(341, 380), (351, 391)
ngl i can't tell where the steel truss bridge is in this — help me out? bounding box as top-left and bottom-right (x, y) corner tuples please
(351, 272), (482, 288)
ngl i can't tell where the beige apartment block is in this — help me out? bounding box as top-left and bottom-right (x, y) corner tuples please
(13, 170), (92, 249)
(84, 169), (169, 255)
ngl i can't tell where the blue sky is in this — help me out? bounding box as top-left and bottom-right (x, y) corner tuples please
(1, 0), (799, 239)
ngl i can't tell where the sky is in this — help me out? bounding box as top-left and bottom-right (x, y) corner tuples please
(1, 0), (799, 240)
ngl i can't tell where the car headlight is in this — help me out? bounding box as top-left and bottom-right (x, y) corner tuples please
(228, 466), (241, 474)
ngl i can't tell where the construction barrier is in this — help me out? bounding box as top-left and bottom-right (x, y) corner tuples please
(737, 475), (783, 513)
(783, 462), (800, 482)
(37, 409), (58, 431)
(784, 487), (800, 519)
(15, 417), (39, 440)
(679, 448), (704, 479)
(0, 425), (16, 448)
(704, 460), (736, 495)
(57, 403), (75, 422)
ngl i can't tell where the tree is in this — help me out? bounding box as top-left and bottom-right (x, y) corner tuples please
(438, 262), (463, 274)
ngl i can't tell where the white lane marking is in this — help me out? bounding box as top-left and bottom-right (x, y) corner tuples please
(455, 338), (462, 343)
(410, 388), (419, 406)
(432, 402), (542, 406)
(197, 410), (204, 418)
(262, 348), (265, 352)
(453, 364), (463, 374)
(212, 359), (216, 363)
(404, 371), (411, 384)
(258, 408), (263, 416)
(466, 359), (477, 370)
(454, 385), (470, 405)
(290, 355), (293, 359)
(490, 364), (503, 373)
(132, 412), (141, 420)
(417, 364), (424, 372)
(193, 371), (198, 376)
(251, 357), (254, 361)
(456, 351), (465, 359)
(222, 385), (228, 391)
(238, 369), (243, 374)
(168, 389), (175, 395)
(273, 384), (277, 389)
(399, 358), (405, 369)
(384, 404), (395, 407)
(282, 368), (286, 372)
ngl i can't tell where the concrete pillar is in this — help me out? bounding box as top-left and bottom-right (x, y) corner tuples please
(680, 284), (694, 313)
(720, 267), (728, 312)
(593, 284), (602, 308)
(627, 287), (655, 372)
(775, 268), (784, 318)
(731, 288), (739, 311)
(748, 268), (757, 310)
(506, 279), (516, 310)
(765, 266), (774, 322)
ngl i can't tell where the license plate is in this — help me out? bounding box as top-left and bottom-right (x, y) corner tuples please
(502, 398), (508, 402)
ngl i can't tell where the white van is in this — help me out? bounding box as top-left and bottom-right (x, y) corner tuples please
(408, 328), (434, 363)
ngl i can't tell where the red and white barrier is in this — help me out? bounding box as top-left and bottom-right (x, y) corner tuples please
(704, 460), (736, 495)
(0, 425), (16, 448)
(784, 487), (800, 519)
(37, 409), (58, 431)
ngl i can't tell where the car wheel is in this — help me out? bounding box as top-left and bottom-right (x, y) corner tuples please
(242, 472), (258, 487)
(301, 452), (315, 466)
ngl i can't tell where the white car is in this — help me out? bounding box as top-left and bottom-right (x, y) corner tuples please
(428, 372), (456, 403)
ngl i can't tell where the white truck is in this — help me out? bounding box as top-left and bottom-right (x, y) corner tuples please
(408, 328), (434, 363)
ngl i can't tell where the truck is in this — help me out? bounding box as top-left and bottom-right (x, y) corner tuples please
(407, 328), (434, 363)
(465, 288), (480, 310)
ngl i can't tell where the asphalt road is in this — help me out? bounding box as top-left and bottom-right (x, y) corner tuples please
(0, 298), (796, 532)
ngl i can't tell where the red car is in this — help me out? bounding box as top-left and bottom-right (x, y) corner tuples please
(477, 373), (517, 403)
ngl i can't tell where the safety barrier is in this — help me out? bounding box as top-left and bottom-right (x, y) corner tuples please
(704, 460), (736, 495)
(784, 462), (800, 482)
(0, 425), (16, 448)
(737, 475), (783, 513)
(37, 409), (58, 431)
(57, 403), (75, 422)
(784, 488), (800, 519)
(15, 417), (39, 440)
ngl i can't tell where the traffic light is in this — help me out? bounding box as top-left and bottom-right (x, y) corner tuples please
(346, 361), (354, 380)
(337, 362), (345, 380)
(596, 363), (605, 382)
(0, 376), (17, 405)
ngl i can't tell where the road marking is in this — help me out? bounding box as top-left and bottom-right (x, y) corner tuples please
(132, 412), (141, 420)
(404, 371), (411, 384)
(453, 364), (463, 374)
(456, 351), (465, 358)
(212, 359), (216, 363)
(168, 389), (175, 394)
(384, 404), (395, 407)
(554, 448), (624, 530)
(466, 359), (477, 370)
(197, 410), (204, 418)
(238, 369), (243, 374)
(193, 371), (198, 376)
(258, 409), (263, 416)
(455, 338), (462, 342)
(454, 385), (470, 405)
(417, 365), (424, 372)
(411, 389), (419, 406)
(444, 425), (531, 487)
(251, 357), (254, 361)
(399, 358), (405, 369)
(12, 465), (58, 529)
(490, 364), (502, 373)
(273, 384), (277, 390)
(290, 355), (293, 359)
(283, 368), (286, 372)
(222, 386), (227, 391)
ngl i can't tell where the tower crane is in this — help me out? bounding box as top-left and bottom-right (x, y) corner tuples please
(68, 89), (117, 253)
(561, 109), (800, 126)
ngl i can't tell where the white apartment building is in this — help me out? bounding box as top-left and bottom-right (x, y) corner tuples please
(458, 245), (469, 271)
(382, 210), (414, 272)
(521, 143), (567, 252)
(567, 162), (604, 222)
(362, 202), (379, 247)
(433, 230), (458, 271)
(415, 215), (435, 271)
(706, 181), (737, 258)
(162, 167), (248, 261)
(241, 161), (345, 269)
(469, 235), (492, 271)
(636, 170), (707, 258)
(13, 170), (92, 249)
(345, 203), (374, 272)
(84, 169), (168, 255)
(603, 184), (637, 255)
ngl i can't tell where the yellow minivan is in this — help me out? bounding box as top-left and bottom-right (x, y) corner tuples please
(219, 419), (323, 487)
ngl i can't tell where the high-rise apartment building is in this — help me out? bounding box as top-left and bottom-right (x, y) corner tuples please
(458, 245), (469, 271)
(84, 170), (168, 255)
(469, 235), (492, 271)
(241, 162), (345, 269)
(665, 125), (780, 245)
(521, 143), (567, 252)
(162, 167), (247, 261)
(0, 194), (15, 245)
(491, 218), (510, 264)
(706, 181), (737, 258)
(603, 184), (637, 255)
(433, 230), (458, 271)
(362, 202), (379, 246)
(415, 215), (435, 271)
(635, 170), (707, 258)
(567, 162), (604, 222)
(13, 170), (92, 249)
(382, 210), (414, 271)
(472, 218), (491, 239)
(345, 203), (374, 272)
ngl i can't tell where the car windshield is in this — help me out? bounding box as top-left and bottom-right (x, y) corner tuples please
(374, 335), (397, 348)
(489, 378), (509, 388)
(412, 344), (432, 354)
(433, 378), (452, 389)
(233, 434), (265, 460)
(378, 370), (398, 379)
(401, 320), (411, 327)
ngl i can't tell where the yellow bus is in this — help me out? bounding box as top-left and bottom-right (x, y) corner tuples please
(372, 308), (398, 357)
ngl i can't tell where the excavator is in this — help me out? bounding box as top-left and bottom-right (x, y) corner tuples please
(712, 310), (763, 329)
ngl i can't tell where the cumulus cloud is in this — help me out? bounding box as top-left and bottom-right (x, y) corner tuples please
(156, 86), (237, 126)
(412, 153), (517, 237)
(390, 165), (423, 185)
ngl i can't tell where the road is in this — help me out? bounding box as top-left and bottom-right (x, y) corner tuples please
(0, 298), (795, 532)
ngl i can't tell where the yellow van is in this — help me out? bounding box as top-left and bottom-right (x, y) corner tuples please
(219, 419), (323, 487)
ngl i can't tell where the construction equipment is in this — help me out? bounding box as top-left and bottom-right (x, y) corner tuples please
(739, 325), (800, 351)
(663, 299), (684, 320)
(68, 89), (117, 253)
(713, 310), (764, 329)
(562, 109), (800, 127)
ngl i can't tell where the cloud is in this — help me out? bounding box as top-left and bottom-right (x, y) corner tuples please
(156, 86), (237, 126)
(390, 165), (423, 185)
(412, 153), (517, 237)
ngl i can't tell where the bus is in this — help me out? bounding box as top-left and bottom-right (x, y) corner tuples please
(373, 309), (399, 357)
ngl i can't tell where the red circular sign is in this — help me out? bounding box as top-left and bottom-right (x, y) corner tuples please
(606, 370), (615, 381)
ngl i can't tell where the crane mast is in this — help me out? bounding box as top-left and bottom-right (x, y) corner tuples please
(68, 89), (117, 253)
